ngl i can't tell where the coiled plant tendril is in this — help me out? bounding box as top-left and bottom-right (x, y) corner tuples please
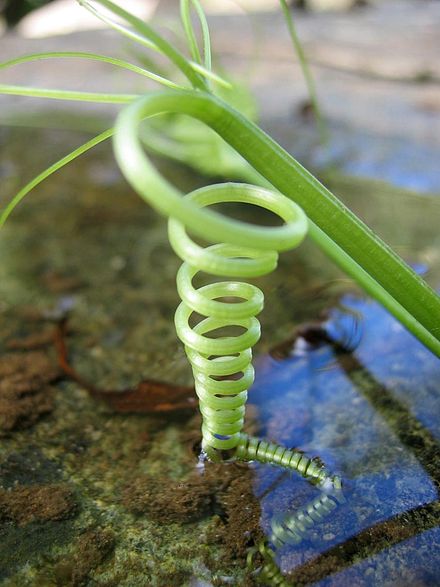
(247, 541), (291, 587)
(113, 99), (307, 457)
(170, 185), (307, 458)
(270, 488), (345, 548)
(235, 434), (342, 487)
(247, 484), (345, 585)
(1, 0), (438, 474)
(1, 0), (439, 356)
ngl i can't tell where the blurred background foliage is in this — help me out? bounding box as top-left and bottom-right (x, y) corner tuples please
(0, 0), (368, 30)
(0, 0), (54, 27)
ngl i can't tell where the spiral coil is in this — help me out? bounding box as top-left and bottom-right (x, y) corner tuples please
(235, 434), (342, 488)
(246, 484), (345, 585)
(112, 97), (307, 459)
(270, 488), (345, 548)
(168, 183), (307, 458)
(247, 541), (290, 587)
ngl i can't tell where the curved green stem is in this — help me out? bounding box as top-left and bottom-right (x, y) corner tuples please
(0, 85), (138, 103)
(0, 129), (114, 227)
(280, 0), (328, 144)
(0, 52), (183, 90)
(113, 90), (440, 356)
(78, 0), (208, 90)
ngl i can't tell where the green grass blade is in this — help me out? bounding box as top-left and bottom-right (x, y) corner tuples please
(308, 223), (440, 356)
(279, 0), (328, 144)
(0, 52), (184, 90)
(0, 84), (138, 103)
(189, 61), (232, 88)
(69, 3), (226, 88)
(180, 0), (212, 70)
(0, 129), (114, 227)
(78, 0), (159, 51)
(243, 164), (440, 355)
(78, 0), (208, 90)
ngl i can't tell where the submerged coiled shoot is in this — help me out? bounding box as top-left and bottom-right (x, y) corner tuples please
(270, 487), (345, 548)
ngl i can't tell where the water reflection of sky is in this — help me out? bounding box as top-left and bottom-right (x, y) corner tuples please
(249, 294), (440, 584)
(314, 130), (440, 194)
(281, 121), (440, 194)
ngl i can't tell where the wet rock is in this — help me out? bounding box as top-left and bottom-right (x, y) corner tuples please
(0, 449), (79, 582)
(0, 447), (63, 487)
(0, 351), (61, 433)
(0, 483), (77, 526)
(55, 527), (115, 587)
(207, 466), (264, 567)
(122, 474), (214, 523)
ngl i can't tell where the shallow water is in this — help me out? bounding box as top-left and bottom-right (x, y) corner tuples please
(252, 294), (440, 585)
(0, 125), (439, 586)
(270, 117), (440, 195)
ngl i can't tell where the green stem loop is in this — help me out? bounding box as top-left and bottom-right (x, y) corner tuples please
(113, 90), (440, 356)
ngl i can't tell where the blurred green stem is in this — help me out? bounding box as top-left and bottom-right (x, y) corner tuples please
(280, 0), (328, 144)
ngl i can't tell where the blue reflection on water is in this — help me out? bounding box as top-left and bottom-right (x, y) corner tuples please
(315, 527), (440, 587)
(249, 294), (440, 583)
(309, 127), (440, 194)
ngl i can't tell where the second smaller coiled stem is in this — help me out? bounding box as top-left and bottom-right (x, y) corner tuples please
(270, 488), (345, 548)
(236, 434), (342, 489)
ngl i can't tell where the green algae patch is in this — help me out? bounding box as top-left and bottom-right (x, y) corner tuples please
(122, 474), (214, 523)
(0, 521), (78, 584)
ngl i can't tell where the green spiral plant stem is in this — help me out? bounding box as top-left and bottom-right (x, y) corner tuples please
(247, 458), (345, 586)
(270, 487), (345, 548)
(167, 185), (307, 458)
(247, 542), (291, 587)
(112, 90), (440, 357)
(247, 482), (345, 585)
(0, 0), (439, 467)
(235, 434), (342, 488)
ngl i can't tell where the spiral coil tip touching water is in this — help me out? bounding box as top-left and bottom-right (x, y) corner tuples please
(168, 183), (307, 459)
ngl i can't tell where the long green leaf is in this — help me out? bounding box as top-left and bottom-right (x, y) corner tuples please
(0, 129), (113, 227)
(0, 52), (183, 90)
(78, 0), (208, 90)
(0, 85), (138, 103)
(180, 0), (212, 70)
(78, 0), (159, 52)
(279, 0), (328, 143)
